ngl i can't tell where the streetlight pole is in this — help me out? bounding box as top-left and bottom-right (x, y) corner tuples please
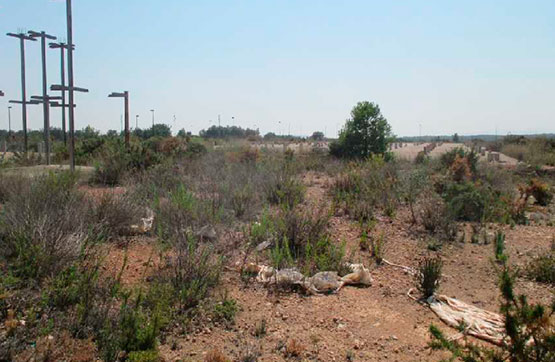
(7, 32), (37, 152)
(136, 115), (139, 129)
(49, 42), (72, 146)
(108, 91), (130, 148)
(29, 30), (57, 165)
(8, 106), (12, 136)
(150, 109), (155, 127)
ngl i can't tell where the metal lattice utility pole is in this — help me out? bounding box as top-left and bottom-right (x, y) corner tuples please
(109, 91), (130, 148)
(49, 42), (73, 146)
(28, 30), (57, 165)
(6, 32), (37, 152)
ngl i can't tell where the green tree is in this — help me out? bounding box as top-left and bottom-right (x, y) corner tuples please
(329, 101), (393, 159)
(311, 131), (325, 141)
(453, 133), (460, 143)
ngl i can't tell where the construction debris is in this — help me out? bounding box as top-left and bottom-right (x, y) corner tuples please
(250, 263), (372, 294)
(428, 294), (506, 345)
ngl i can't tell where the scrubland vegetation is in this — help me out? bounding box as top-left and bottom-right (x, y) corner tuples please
(0, 102), (554, 361)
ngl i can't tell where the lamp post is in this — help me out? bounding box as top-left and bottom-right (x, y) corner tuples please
(49, 41), (73, 146)
(6, 32), (37, 152)
(150, 109), (155, 127)
(108, 91), (130, 148)
(8, 106), (12, 136)
(28, 30), (57, 165)
(135, 115), (139, 129)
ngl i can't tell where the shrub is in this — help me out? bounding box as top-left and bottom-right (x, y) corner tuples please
(205, 349), (231, 362)
(370, 233), (386, 265)
(440, 147), (478, 174)
(527, 253), (555, 286)
(494, 231), (507, 262)
(91, 193), (141, 240)
(213, 293), (238, 325)
(416, 257), (442, 299)
(443, 181), (488, 222)
(254, 319), (267, 338)
(284, 339), (305, 358)
(157, 233), (221, 312)
(0, 172), (96, 282)
(418, 191), (455, 238)
(266, 175), (305, 209)
(520, 178), (553, 206)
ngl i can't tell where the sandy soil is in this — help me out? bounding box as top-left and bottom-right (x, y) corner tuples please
(99, 170), (554, 362)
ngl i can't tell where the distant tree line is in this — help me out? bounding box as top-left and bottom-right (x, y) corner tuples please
(199, 125), (259, 139)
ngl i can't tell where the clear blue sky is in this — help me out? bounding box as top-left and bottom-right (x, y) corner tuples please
(1, 0), (554, 137)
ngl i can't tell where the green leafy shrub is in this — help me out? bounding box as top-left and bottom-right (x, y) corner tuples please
(213, 293), (238, 325)
(443, 181), (489, 222)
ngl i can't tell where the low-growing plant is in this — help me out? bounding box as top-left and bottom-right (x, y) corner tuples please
(494, 231), (507, 262)
(213, 292), (238, 325)
(416, 257), (442, 299)
(254, 318), (267, 338)
(370, 233), (386, 265)
(527, 253), (555, 286)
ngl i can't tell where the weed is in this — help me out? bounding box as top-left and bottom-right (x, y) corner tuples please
(527, 253), (555, 286)
(205, 349), (231, 362)
(284, 339), (305, 358)
(254, 319), (267, 338)
(213, 292), (238, 325)
(370, 233), (386, 265)
(416, 257), (442, 299)
(494, 231), (507, 262)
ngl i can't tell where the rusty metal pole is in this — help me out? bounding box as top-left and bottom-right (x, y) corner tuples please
(6, 33), (36, 152)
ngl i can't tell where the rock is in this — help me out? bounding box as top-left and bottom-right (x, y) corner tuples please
(256, 240), (272, 252)
(195, 225), (217, 241)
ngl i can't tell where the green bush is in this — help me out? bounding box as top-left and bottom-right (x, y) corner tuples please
(494, 231), (507, 262)
(443, 181), (488, 222)
(213, 294), (238, 325)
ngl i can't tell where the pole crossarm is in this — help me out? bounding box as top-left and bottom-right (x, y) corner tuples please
(28, 30), (57, 41)
(49, 42), (74, 50)
(31, 95), (62, 101)
(6, 32), (36, 42)
(9, 100), (40, 105)
(51, 84), (88, 93)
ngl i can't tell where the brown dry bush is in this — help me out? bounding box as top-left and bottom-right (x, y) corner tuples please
(284, 339), (305, 358)
(205, 349), (231, 362)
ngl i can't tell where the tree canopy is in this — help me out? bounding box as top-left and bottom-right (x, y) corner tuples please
(330, 101), (393, 159)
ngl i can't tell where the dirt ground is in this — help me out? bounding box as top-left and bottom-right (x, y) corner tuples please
(103, 170), (553, 361)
